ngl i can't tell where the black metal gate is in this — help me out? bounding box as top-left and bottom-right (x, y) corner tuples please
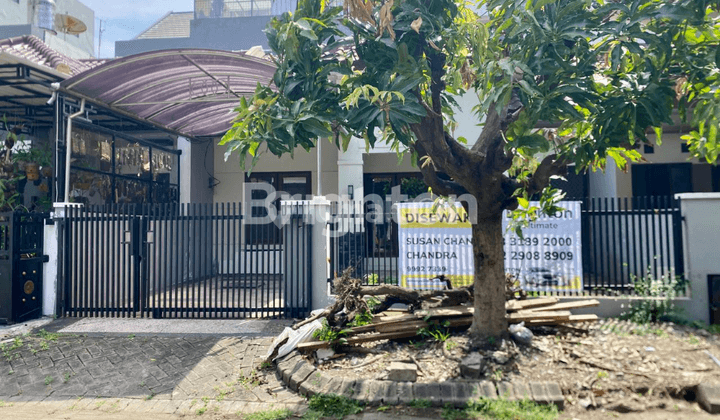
(0, 212), (48, 324)
(61, 203), (311, 319)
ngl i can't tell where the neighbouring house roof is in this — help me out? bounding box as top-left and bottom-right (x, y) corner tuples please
(60, 49), (276, 138)
(0, 35), (92, 76)
(135, 12), (194, 39)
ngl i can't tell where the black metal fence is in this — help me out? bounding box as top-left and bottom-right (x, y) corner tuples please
(0, 211), (48, 323)
(61, 203), (311, 319)
(328, 196), (685, 296)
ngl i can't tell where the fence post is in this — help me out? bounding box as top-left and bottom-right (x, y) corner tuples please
(309, 196), (331, 311)
(50, 203), (82, 318)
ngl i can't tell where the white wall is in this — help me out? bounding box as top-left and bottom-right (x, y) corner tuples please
(214, 140), (339, 203)
(0, 0), (95, 59)
(0, 0), (30, 24)
(675, 193), (720, 324)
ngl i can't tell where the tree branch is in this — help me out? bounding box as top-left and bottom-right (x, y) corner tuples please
(428, 51), (446, 115)
(525, 154), (568, 197)
(412, 142), (468, 196)
(471, 88), (524, 156)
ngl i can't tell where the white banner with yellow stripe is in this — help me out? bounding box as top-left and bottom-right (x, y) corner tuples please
(397, 202), (473, 290)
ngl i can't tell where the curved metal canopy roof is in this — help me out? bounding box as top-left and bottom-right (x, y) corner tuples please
(60, 49), (276, 138)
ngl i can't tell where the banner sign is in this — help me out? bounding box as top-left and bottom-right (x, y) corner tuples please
(397, 201), (583, 292)
(397, 202), (473, 290)
(502, 201), (583, 292)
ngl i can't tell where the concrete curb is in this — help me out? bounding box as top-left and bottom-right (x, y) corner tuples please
(275, 351), (564, 409)
(696, 383), (720, 414)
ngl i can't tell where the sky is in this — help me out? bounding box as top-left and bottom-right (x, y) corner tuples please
(80, 0), (195, 58)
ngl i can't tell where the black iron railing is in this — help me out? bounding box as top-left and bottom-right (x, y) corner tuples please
(61, 202), (311, 319)
(327, 196), (686, 296)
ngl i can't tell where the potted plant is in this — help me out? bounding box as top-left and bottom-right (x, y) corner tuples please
(13, 141), (52, 182)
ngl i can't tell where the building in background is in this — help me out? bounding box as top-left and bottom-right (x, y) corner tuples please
(115, 0), (299, 57)
(0, 0), (95, 59)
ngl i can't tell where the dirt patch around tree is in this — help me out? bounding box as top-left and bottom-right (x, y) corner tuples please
(310, 318), (720, 417)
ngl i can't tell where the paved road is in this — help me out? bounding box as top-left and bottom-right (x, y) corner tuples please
(0, 317), (305, 418)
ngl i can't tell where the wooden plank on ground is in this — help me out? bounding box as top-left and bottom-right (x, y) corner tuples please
(349, 315), (423, 334)
(525, 299), (600, 313)
(507, 310), (571, 322)
(524, 314), (598, 326)
(505, 297), (559, 312)
(297, 330), (419, 351)
(374, 314), (420, 324)
(414, 306), (473, 317)
(375, 316), (473, 333)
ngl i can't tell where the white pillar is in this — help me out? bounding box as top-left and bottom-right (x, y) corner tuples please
(310, 196), (332, 311)
(42, 222), (57, 317)
(44, 202), (83, 317)
(675, 193), (720, 324)
(337, 137), (364, 202)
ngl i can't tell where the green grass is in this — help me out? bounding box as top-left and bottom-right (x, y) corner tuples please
(409, 399), (432, 408)
(242, 408), (293, 420)
(301, 394), (363, 420)
(464, 398), (558, 420)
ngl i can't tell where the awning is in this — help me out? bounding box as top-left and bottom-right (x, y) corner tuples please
(60, 49), (276, 138)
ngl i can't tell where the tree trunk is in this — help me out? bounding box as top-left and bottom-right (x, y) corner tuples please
(469, 213), (508, 340)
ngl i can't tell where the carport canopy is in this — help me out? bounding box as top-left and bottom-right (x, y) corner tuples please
(60, 49), (276, 138)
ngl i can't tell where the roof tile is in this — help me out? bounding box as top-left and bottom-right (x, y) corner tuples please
(0, 35), (91, 76)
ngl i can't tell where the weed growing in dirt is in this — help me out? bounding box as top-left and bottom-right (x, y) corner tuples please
(409, 399), (432, 408)
(464, 398), (558, 420)
(312, 320), (352, 344)
(1, 337), (24, 361)
(237, 370), (261, 390)
(44, 375), (53, 385)
(409, 340), (426, 349)
(620, 270), (687, 324)
(440, 403), (467, 420)
(196, 406), (207, 415)
(242, 408), (293, 420)
(419, 320), (451, 342)
(301, 394), (363, 419)
(445, 340), (458, 351)
(37, 329), (60, 342)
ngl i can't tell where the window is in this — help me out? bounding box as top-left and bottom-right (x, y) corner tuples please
(631, 163), (692, 197)
(644, 144), (655, 154)
(681, 143), (690, 153)
(69, 124), (179, 205)
(244, 172), (311, 245)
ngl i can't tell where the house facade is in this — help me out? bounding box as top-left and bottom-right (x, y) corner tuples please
(0, 0), (95, 59)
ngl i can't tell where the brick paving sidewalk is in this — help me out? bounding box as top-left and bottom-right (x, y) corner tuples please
(0, 324), (306, 417)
